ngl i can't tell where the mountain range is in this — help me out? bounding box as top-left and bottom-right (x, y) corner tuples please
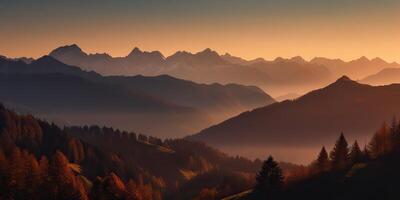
(360, 68), (400, 86)
(310, 56), (399, 79)
(49, 44), (399, 97)
(0, 56), (274, 138)
(188, 76), (400, 163)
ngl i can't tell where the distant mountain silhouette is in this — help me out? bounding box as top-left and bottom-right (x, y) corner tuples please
(275, 93), (301, 102)
(49, 44), (399, 97)
(310, 56), (400, 79)
(360, 68), (400, 85)
(220, 53), (266, 65)
(0, 55), (34, 63)
(0, 56), (273, 137)
(188, 76), (400, 162)
(49, 45), (333, 96)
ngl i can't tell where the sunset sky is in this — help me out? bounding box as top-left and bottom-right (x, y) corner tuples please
(1, 0), (400, 62)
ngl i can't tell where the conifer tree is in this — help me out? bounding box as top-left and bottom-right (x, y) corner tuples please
(330, 133), (349, 169)
(316, 146), (330, 172)
(362, 145), (371, 162)
(254, 156), (284, 199)
(349, 140), (363, 163)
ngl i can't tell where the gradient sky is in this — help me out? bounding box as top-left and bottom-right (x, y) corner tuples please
(1, 0), (400, 62)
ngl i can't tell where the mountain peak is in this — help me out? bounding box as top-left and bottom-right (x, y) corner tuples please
(356, 56), (370, 62)
(290, 56), (306, 63)
(274, 57), (285, 62)
(195, 48), (223, 62)
(128, 47), (143, 57)
(33, 55), (64, 65)
(197, 48), (219, 57)
(57, 44), (82, 52)
(49, 44), (86, 57)
(370, 57), (388, 65)
(336, 75), (352, 82)
(328, 75), (360, 88)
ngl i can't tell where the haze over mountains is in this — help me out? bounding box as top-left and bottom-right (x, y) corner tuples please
(188, 76), (400, 163)
(4, 44), (400, 163)
(360, 68), (400, 86)
(0, 55), (273, 138)
(310, 56), (400, 79)
(49, 44), (399, 97)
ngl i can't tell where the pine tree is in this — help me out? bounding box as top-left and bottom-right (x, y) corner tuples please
(316, 146), (330, 172)
(362, 145), (371, 161)
(254, 156), (284, 199)
(349, 141), (363, 163)
(330, 133), (349, 169)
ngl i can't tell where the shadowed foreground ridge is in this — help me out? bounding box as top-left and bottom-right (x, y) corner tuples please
(228, 120), (400, 200)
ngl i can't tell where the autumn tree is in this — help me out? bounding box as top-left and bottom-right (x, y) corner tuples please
(330, 133), (349, 169)
(48, 151), (88, 200)
(254, 156), (284, 199)
(8, 148), (27, 195)
(0, 149), (8, 198)
(125, 178), (156, 200)
(102, 172), (126, 200)
(194, 188), (218, 200)
(369, 122), (391, 158)
(26, 154), (41, 197)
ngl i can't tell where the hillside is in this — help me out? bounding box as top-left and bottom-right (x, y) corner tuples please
(226, 122), (400, 200)
(188, 76), (400, 163)
(0, 104), (263, 199)
(0, 56), (273, 138)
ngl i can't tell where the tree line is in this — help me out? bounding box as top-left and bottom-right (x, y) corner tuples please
(0, 104), (264, 199)
(250, 118), (400, 200)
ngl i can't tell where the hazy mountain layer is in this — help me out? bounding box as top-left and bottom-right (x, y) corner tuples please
(188, 76), (400, 163)
(48, 45), (334, 96)
(0, 56), (273, 138)
(360, 68), (400, 86)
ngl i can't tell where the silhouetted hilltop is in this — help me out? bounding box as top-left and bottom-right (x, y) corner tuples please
(188, 76), (400, 161)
